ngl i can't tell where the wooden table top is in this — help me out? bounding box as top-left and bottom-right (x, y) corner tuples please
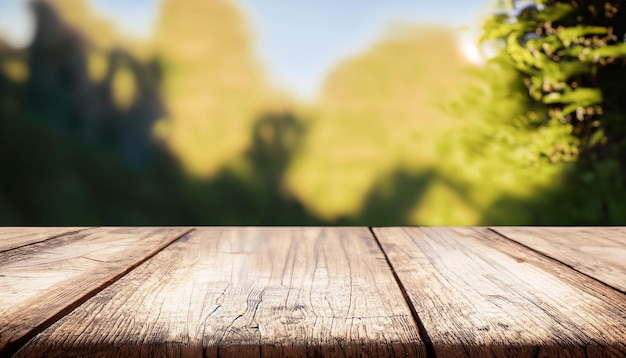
(1, 227), (625, 357)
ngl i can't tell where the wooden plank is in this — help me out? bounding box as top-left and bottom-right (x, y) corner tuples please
(0, 227), (190, 355)
(493, 226), (626, 293)
(374, 227), (626, 357)
(0, 227), (85, 252)
(15, 227), (426, 357)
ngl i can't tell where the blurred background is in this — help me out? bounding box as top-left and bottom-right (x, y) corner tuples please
(1, 0), (626, 226)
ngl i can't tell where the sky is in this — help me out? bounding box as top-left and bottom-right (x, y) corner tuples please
(0, 0), (492, 100)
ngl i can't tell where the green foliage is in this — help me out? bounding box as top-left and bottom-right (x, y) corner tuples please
(446, 0), (626, 224)
(286, 26), (472, 222)
(6, 0), (626, 226)
(0, 0), (316, 226)
(155, 0), (268, 176)
(483, 0), (626, 159)
(441, 55), (567, 224)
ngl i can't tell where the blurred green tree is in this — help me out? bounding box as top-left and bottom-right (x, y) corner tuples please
(155, 0), (269, 177)
(459, 0), (626, 223)
(484, 0), (626, 165)
(286, 26), (471, 221)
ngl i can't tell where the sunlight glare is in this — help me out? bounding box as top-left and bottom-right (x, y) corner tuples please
(457, 24), (486, 66)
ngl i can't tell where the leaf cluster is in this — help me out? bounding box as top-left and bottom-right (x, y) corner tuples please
(483, 0), (626, 160)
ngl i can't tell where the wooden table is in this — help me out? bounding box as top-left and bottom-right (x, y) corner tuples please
(1, 227), (625, 357)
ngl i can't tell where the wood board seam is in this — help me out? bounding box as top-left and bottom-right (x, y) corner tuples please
(368, 227), (437, 358)
(1, 227), (196, 357)
(488, 227), (626, 296)
(0, 228), (91, 254)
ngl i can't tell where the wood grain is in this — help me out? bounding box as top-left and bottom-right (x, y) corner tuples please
(374, 227), (626, 357)
(493, 226), (626, 292)
(15, 227), (425, 357)
(0, 227), (85, 252)
(0, 227), (190, 355)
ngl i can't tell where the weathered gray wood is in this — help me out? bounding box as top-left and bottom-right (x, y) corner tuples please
(0, 227), (85, 252)
(15, 227), (426, 357)
(374, 227), (626, 357)
(0, 227), (190, 355)
(493, 226), (626, 292)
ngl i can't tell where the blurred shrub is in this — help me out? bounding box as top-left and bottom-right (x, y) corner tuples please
(286, 26), (470, 221)
(445, 0), (626, 224)
(483, 0), (626, 162)
(155, 0), (269, 177)
(7, 0), (626, 225)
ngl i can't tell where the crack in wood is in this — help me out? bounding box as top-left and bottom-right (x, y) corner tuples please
(368, 227), (437, 358)
(1, 228), (195, 357)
